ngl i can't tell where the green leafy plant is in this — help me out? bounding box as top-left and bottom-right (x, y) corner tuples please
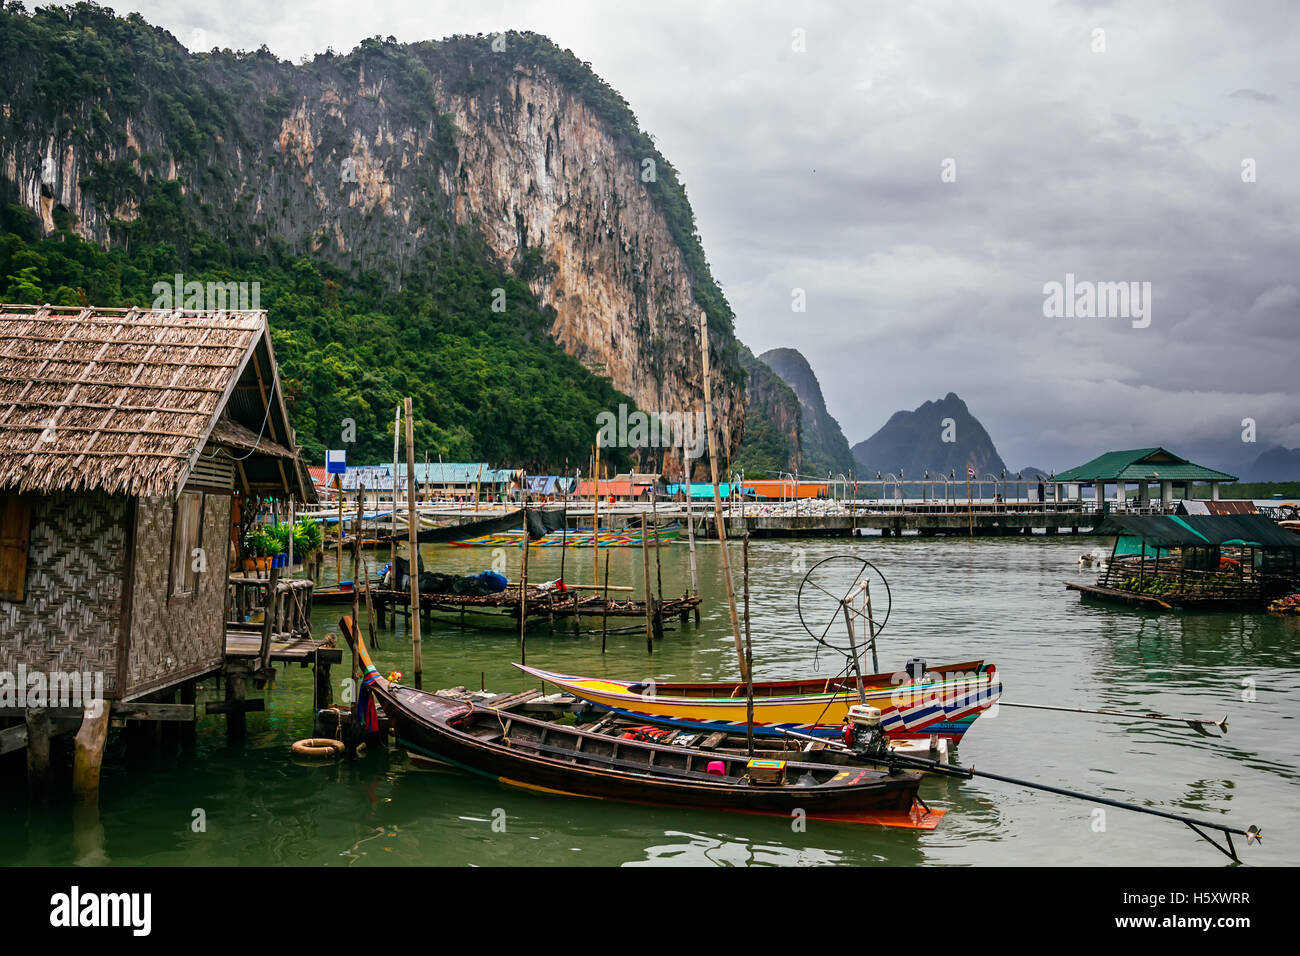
(243, 526), (281, 558)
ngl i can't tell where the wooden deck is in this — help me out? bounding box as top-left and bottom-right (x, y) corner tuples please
(368, 586), (701, 633)
(224, 629), (343, 664)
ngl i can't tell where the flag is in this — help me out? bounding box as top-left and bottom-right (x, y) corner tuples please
(966, 465), (975, 478)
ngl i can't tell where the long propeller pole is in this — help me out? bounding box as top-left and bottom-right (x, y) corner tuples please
(773, 726), (1260, 862)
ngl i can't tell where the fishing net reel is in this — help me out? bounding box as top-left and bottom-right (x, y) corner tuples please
(796, 555), (892, 670)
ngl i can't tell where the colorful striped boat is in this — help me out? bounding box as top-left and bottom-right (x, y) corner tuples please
(515, 660), (1001, 742)
(450, 524), (681, 548)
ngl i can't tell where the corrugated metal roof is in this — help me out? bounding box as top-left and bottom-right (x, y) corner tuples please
(666, 482), (747, 498)
(1055, 448), (1237, 483)
(576, 480), (649, 497)
(525, 476), (576, 494)
(334, 462), (514, 489)
(1095, 514), (1299, 548)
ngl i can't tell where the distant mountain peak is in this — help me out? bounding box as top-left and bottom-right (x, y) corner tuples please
(852, 392), (1007, 478)
(756, 348), (855, 476)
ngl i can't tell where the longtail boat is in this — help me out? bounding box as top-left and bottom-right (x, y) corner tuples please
(341, 619), (936, 827)
(514, 660), (1001, 742)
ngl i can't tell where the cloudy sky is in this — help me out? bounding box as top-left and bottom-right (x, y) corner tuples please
(109, 0), (1300, 472)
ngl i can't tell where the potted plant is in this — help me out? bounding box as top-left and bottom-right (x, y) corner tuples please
(291, 517), (324, 564)
(242, 526), (280, 571)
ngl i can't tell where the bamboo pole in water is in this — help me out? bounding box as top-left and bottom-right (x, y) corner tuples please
(520, 477), (530, 666)
(651, 493), (664, 605)
(700, 313), (748, 682)
(641, 513), (654, 654)
(593, 438), (601, 585)
(601, 550), (611, 654)
(404, 398), (422, 688)
(744, 530), (754, 757)
(683, 431), (699, 623)
(391, 403), (401, 579)
(351, 486), (362, 664)
(335, 474), (343, 584)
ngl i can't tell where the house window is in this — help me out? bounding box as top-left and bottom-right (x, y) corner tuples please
(169, 492), (205, 599)
(0, 493), (33, 602)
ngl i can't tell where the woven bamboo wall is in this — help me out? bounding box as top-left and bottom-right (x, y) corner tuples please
(124, 494), (231, 698)
(0, 490), (128, 696)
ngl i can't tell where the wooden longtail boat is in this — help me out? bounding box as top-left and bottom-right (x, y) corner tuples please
(514, 661), (1001, 742)
(341, 620), (936, 827)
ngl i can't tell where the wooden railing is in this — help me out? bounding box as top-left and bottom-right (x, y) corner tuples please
(226, 574), (314, 673)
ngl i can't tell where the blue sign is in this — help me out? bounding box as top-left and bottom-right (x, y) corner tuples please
(326, 450), (347, 474)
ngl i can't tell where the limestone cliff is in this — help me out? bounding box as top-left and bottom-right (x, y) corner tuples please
(0, 14), (745, 462)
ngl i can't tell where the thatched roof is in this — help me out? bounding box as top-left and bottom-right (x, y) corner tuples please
(0, 304), (314, 501)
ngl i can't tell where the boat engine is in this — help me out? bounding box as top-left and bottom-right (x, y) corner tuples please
(842, 704), (889, 757)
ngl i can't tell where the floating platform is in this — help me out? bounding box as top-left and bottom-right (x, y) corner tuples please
(1065, 581), (1273, 611)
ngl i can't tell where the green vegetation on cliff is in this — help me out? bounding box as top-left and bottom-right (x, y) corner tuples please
(0, 201), (632, 470)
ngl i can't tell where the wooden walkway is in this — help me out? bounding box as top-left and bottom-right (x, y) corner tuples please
(367, 586), (701, 633)
(224, 629), (343, 664)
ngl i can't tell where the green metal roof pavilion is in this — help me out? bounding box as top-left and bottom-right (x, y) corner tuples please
(1054, 448), (1237, 484)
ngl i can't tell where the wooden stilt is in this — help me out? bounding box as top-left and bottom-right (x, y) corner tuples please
(520, 479), (530, 666)
(641, 514), (654, 653)
(25, 707), (50, 799)
(601, 550), (611, 653)
(72, 702), (112, 804)
(404, 397), (423, 689)
(225, 665), (248, 743)
(700, 313), (748, 682)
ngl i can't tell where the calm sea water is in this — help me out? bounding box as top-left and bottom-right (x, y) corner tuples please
(3, 536), (1296, 866)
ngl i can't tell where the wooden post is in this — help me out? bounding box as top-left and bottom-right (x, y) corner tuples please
(225, 665), (248, 742)
(743, 531), (754, 757)
(559, 503), (568, 586)
(180, 679), (197, 751)
(651, 494), (664, 606)
(641, 514), (654, 653)
(601, 550), (611, 653)
(520, 478), (530, 666)
(25, 707), (50, 799)
(259, 563), (280, 677)
(352, 485), (364, 684)
(314, 655), (333, 710)
(72, 702), (112, 803)
(473, 463), (483, 514)
(700, 313), (748, 682)
(404, 397), (422, 689)
(392, 403), (401, 577)
(683, 432), (700, 623)
(335, 474), (343, 583)
(593, 439), (601, 586)
(287, 496), (294, 574)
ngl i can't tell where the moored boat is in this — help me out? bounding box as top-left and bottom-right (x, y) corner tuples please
(514, 660), (1001, 742)
(341, 619), (935, 827)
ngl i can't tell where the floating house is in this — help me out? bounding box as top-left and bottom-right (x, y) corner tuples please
(337, 462), (515, 499)
(576, 475), (661, 501)
(1052, 448), (1237, 510)
(0, 305), (313, 709)
(1066, 513), (1300, 609)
